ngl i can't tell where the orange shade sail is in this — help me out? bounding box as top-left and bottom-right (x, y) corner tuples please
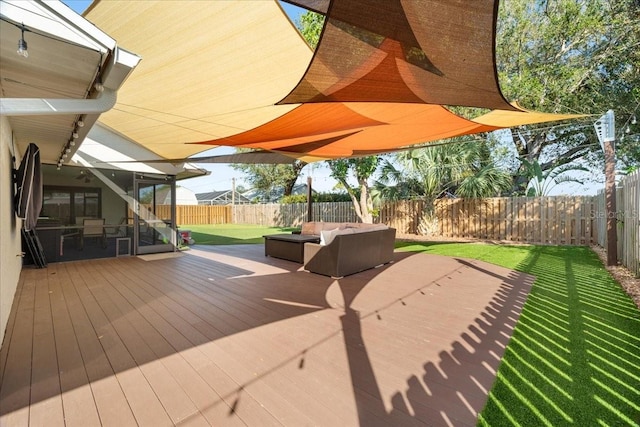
(195, 103), (498, 159)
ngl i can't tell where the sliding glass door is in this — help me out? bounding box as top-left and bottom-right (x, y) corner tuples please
(133, 177), (176, 255)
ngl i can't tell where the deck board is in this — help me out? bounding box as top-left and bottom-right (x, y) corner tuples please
(48, 264), (102, 427)
(1, 244), (534, 426)
(0, 272), (35, 427)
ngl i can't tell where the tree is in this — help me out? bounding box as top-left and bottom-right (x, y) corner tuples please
(375, 138), (512, 202)
(297, 11), (383, 222)
(231, 160), (306, 201)
(328, 157), (379, 223)
(496, 0), (640, 192)
(521, 159), (589, 196)
(298, 10), (324, 48)
(374, 139), (511, 235)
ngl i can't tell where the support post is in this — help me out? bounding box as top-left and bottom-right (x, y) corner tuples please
(604, 137), (617, 265)
(595, 110), (617, 266)
(307, 176), (313, 222)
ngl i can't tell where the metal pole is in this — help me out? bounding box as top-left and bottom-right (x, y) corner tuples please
(307, 176), (313, 222)
(231, 177), (236, 224)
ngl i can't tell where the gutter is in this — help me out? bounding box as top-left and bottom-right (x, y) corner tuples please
(0, 46), (140, 116)
(0, 88), (117, 116)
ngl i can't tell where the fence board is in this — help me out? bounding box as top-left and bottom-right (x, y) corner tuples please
(173, 196), (598, 247)
(595, 169), (639, 277)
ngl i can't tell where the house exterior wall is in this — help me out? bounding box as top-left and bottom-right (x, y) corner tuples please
(0, 115), (23, 346)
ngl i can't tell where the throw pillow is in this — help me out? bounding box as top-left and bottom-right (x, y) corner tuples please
(320, 228), (340, 246)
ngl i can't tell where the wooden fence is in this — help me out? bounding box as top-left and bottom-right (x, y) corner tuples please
(232, 202), (358, 226)
(378, 197), (595, 245)
(432, 197), (595, 245)
(156, 204), (231, 225)
(172, 196), (598, 246)
(595, 170), (640, 277)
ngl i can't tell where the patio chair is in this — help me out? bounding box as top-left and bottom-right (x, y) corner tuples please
(80, 218), (107, 250)
(105, 217), (128, 238)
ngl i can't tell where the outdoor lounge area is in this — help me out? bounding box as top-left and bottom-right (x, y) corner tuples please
(2, 0), (639, 426)
(0, 244), (533, 426)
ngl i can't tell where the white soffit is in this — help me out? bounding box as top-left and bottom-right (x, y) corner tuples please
(0, 0), (113, 52)
(72, 123), (207, 177)
(85, 0), (312, 160)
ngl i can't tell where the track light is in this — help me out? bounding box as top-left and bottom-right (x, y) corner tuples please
(94, 81), (104, 92)
(77, 118), (85, 127)
(17, 25), (28, 58)
(72, 131), (79, 139)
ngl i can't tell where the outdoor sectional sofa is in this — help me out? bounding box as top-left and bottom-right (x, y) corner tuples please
(300, 222), (396, 278)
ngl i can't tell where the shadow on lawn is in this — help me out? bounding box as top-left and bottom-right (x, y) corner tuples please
(479, 246), (640, 426)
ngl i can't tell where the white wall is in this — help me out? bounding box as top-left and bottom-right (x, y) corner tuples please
(175, 186), (198, 205)
(0, 116), (23, 346)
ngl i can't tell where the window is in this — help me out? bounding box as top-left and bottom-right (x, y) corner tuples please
(41, 186), (102, 225)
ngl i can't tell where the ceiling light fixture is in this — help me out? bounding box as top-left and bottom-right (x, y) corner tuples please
(17, 24), (28, 58)
(77, 118), (85, 127)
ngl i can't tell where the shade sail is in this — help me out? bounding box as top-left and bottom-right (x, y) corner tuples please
(472, 103), (588, 127)
(86, 0), (584, 164)
(279, 0), (516, 111)
(85, 0), (312, 159)
(195, 103), (498, 158)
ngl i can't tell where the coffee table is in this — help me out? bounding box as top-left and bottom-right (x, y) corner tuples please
(263, 234), (320, 263)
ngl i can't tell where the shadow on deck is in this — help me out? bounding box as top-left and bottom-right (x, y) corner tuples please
(0, 244), (533, 426)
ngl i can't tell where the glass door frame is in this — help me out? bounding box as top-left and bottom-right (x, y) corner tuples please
(133, 175), (177, 255)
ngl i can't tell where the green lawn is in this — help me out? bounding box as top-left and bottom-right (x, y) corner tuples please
(185, 225), (640, 425)
(184, 223), (297, 245)
(396, 242), (640, 427)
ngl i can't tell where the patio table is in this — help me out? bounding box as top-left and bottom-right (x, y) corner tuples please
(263, 233), (320, 263)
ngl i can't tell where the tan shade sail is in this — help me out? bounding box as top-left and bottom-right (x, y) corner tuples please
(85, 0), (312, 159)
(473, 103), (588, 127)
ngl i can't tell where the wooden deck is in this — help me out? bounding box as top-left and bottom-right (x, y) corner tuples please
(0, 245), (534, 427)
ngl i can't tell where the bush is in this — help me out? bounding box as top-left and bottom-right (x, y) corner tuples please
(280, 192), (352, 204)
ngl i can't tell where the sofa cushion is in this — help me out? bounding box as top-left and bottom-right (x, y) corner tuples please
(320, 228), (340, 245)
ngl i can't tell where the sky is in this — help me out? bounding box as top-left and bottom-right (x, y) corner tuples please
(61, 0), (602, 197)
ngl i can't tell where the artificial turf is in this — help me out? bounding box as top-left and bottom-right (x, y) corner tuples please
(396, 242), (640, 427)
(184, 223), (296, 245)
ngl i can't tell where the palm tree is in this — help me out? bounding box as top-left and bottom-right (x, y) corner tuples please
(521, 159), (589, 196)
(375, 139), (512, 201)
(374, 139), (512, 234)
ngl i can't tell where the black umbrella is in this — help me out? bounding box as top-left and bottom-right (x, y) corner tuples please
(14, 143), (42, 231)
